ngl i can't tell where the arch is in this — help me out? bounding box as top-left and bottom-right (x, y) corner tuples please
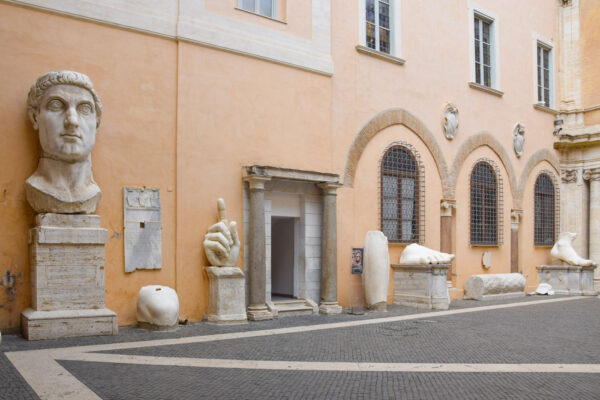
(514, 148), (560, 209)
(342, 108), (449, 192)
(447, 132), (517, 202)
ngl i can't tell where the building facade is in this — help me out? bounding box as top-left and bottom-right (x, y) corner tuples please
(0, 0), (595, 330)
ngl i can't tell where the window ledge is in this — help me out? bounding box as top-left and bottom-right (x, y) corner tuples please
(356, 45), (405, 65)
(533, 104), (558, 115)
(468, 82), (504, 97)
(234, 7), (286, 24)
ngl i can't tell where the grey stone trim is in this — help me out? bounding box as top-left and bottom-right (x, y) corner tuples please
(342, 108), (449, 193)
(355, 45), (406, 65)
(243, 165), (339, 184)
(468, 82), (504, 97)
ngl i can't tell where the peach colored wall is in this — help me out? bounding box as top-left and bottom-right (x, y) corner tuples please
(580, 0), (600, 109)
(0, 0), (561, 329)
(206, 0), (312, 39)
(0, 4), (177, 329)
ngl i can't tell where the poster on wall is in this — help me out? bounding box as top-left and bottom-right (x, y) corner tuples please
(351, 248), (363, 274)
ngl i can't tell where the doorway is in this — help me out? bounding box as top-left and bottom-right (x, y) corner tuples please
(271, 216), (296, 298)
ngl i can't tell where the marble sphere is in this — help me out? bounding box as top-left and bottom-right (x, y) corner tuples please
(26, 71), (103, 214)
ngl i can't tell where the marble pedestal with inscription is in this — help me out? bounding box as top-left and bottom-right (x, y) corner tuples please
(392, 264), (450, 310)
(206, 267), (247, 324)
(537, 265), (597, 296)
(21, 214), (117, 340)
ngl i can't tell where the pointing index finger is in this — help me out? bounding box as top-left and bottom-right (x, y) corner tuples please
(217, 198), (227, 222)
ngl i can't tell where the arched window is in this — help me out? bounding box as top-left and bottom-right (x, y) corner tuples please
(470, 160), (503, 245)
(380, 144), (423, 243)
(534, 172), (556, 246)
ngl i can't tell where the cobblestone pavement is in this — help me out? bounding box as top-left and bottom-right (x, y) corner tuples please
(1, 295), (599, 399)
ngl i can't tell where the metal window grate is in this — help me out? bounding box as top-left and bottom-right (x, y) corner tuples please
(534, 171), (558, 246)
(379, 142), (425, 244)
(470, 159), (503, 246)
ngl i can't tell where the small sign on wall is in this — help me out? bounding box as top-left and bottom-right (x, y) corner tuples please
(351, 248), (363, 274)
(124, 187), (162, 273)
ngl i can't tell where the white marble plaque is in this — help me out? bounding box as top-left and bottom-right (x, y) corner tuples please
(124, 187), (162, 272)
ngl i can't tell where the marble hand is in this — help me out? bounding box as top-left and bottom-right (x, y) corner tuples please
(203, 198), (240, 267)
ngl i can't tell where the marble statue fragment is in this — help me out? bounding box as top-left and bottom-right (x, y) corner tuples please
(464, 273), (526, 300)
(26, 71), (103, 214)
(399, 243), (455, 264)
(136, 285), (179, 329)
(550, 232), (595, 266)
(203, 198), (240, 267)
(512, 123), (525, 158)
(535, 283), (555, 295)
(362, 231), (390, 311)
(442, 103), (459, 140)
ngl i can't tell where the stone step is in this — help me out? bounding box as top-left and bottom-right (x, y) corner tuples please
(273, 299), (316, 317)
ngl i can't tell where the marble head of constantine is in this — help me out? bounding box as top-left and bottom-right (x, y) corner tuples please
(26, 71), (103, 214)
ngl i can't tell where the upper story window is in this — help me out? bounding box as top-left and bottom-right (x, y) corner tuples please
(470, 160), (503, 246)
(536, 42), (552, 107)
(534, 172), (557, 246)
(238, 0), (276, 18)
(366, 0), (391, 54)
(380, 143), (424, 243)
(469, 6), (500, 93)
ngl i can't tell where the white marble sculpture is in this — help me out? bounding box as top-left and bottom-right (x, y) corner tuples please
(535, 283), (555, 295)
(464, 273), (526, 300)
(203, 198), (240, 267)
(512, 123), (525, 158)
(550, 232), (595, 266)
(26, 71), (103, 214)
(442, 103), (459, 140)
(136, 285), (179, 329)
(399, 243), (455, 264)
(362, 231), (390, 310)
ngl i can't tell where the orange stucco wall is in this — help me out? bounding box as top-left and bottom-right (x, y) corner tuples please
(580, 0), (600, 110)
(0, 0), (563, 330)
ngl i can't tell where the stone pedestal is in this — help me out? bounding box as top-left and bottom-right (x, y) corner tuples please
(391, 264), (450, 310)
(537, 264), (597, 296)
(206, 266), (247, 324)
(21, 214), (117, 340)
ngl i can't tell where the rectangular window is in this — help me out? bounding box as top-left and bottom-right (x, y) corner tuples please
(537, 44), (551, 107)
(238, 0), (276, 18)
(474, 14), (493, 87)
(366, 0), (392, 54)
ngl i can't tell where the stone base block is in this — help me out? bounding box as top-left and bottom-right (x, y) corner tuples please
(206, 267), (247, 324)
(247, 306), (273, 321)
(21, 308), (117, 341)
(319, 301), (343, 315)
(392, 264), (450, 310)
(537, 265), (597, 295)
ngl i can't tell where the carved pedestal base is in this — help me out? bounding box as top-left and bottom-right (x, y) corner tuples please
(21, 214), (117, 340)
(206, 267), (247, 324)
(319, 301), (343, 315)
(392, 264), (450, 310)
(537, 265), (597, 296)
(247, 305), (273, 321)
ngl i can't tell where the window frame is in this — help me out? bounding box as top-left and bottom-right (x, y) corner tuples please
(468, 5), (501, 91)
(379, 142), (425, 244)
(470, 159), (504, 246)
(358, 0), (402, 58)
(534, 171), (558, 247)
(237, 0), (277, 19)
(533, 35), (554, 109)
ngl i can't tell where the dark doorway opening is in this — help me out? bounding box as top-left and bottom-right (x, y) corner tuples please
(271, 217), (295, 298)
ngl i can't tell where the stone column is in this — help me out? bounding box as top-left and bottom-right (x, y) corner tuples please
(510, 209), (522, 273)
(440, 199), (456, 281)
(583, 167), (600, 290)
(560, 168), (587, 257)
(317, 182), (343, 315)
(243, 175), (273, 321)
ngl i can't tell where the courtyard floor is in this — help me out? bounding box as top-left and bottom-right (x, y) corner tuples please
(1, 295), (599, 399)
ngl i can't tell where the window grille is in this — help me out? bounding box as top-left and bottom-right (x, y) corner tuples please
(470, 159), (503, 246)
(379, 142), (425, 243)
(366, 0), (392, 54)
(534, 171), (558, 246)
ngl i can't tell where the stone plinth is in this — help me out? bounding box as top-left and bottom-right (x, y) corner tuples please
(464, 273), (525, 301)
(21, 213), (117, 340)
(391, 264), (450, 310)
(206, 267), (247, 324)
(537, 265), (597, 296)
